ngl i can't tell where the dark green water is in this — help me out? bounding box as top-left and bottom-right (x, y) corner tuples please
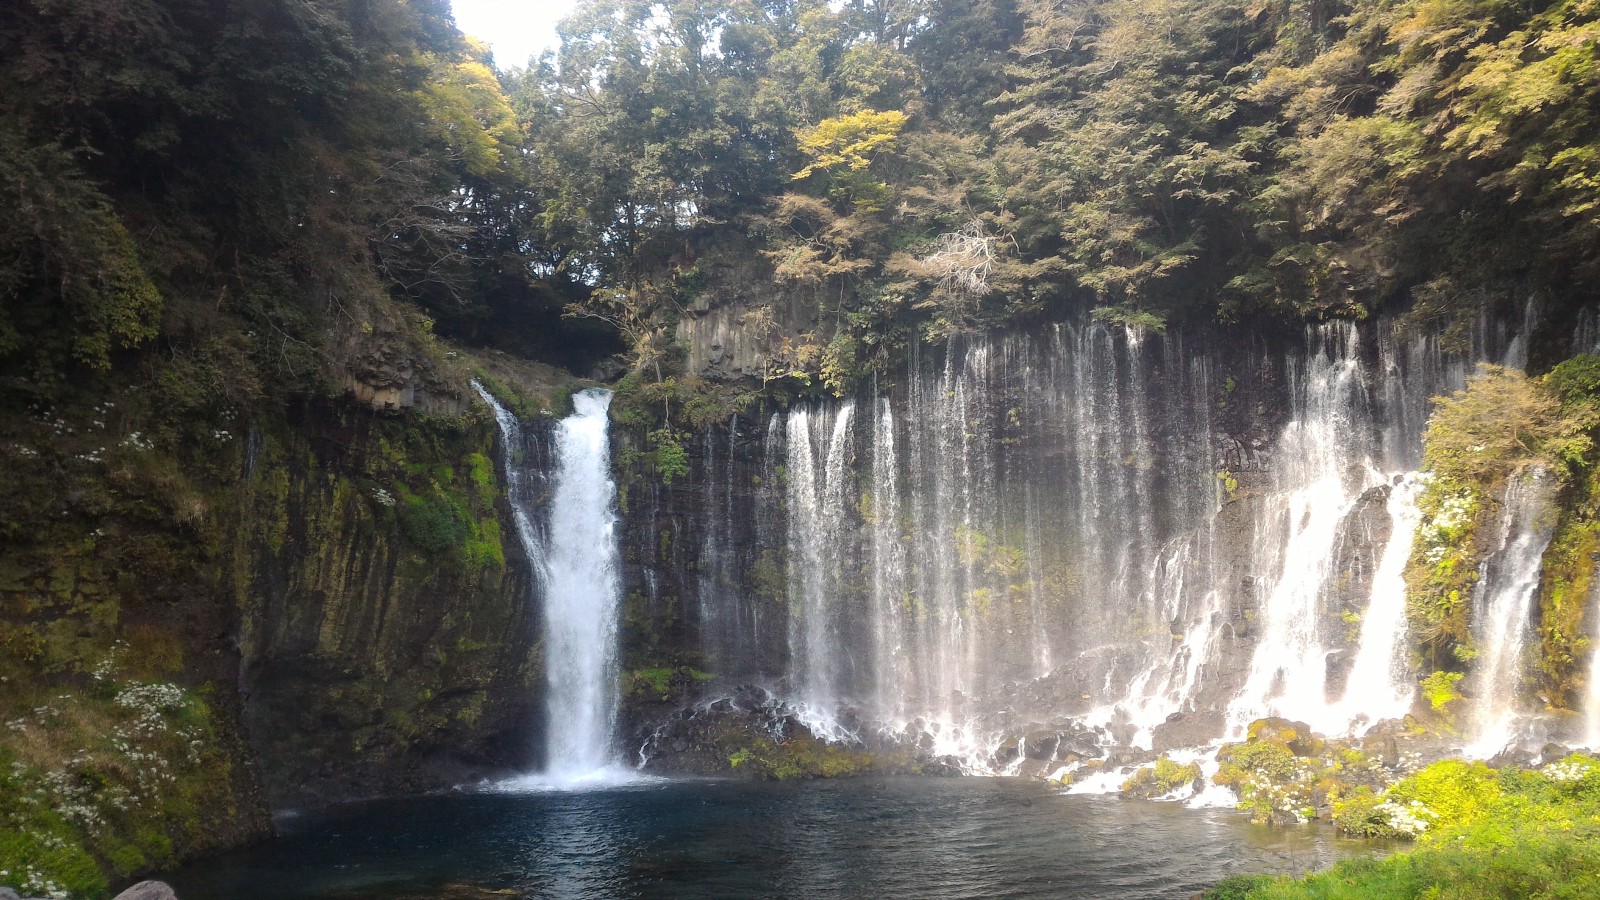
(167, 777), (1370, 899)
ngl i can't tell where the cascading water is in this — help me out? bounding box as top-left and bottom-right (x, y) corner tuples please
(1329, 476), (1423, 729)
(786, 402), (861, 738)
(647, 316), (1533, 775)
(1225, 328), (1379, 737)
(1467, 468), (1557, 758)
(476, 383), (626, 785)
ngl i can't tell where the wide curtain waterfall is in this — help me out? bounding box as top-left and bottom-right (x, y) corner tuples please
(657, 318), (1569, 769)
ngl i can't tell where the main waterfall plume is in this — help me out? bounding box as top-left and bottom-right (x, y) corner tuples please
(476, 384), (626, 785)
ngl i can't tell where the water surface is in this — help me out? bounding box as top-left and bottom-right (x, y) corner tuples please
(169, 777), (1369, 899)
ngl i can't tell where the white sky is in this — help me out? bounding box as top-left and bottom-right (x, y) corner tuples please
(451, 0), (581, 70)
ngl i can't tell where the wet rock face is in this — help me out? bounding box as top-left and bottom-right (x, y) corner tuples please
(1152, 711), (1227, 753)
(236, 401), (544, 807)
(633, 686), (907, 779)
(1322, 484), (1393, 698)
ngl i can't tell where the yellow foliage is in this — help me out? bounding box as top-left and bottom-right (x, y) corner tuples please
(793, 109), (909, 180)
(415, 54), (521, 177)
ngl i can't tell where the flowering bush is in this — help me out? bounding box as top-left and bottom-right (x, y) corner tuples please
(0, 654), (234, 899)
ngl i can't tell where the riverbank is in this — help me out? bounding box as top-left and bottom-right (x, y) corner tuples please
(1206, 752), (1600, 899)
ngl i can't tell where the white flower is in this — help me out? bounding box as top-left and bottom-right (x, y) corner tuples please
(1542, 758), (1594, 782)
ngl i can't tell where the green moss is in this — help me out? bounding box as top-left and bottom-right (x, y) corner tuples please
(1122, 756), (1203, 796)
(707, 727), (880, 781)
(467, 452), (496, 493)
(1537, 465), (1600, 708)
(626, 666), (714, 704)
(464, 519), (505, 569)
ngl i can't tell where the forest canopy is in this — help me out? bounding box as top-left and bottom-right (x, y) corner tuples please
(3, 0), (1598, 401)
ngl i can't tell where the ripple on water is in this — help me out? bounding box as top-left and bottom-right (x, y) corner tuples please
(168, 778), (1372, 900)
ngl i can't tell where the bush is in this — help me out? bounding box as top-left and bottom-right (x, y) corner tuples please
(398, 491), (468, 553)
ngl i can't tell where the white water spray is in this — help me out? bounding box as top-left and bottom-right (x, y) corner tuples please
(1226, 330), (1376, 736)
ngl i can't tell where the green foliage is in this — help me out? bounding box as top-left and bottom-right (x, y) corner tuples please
(1215, 735), (1316, 824)
(1420, 670), (1465, 713)
(1421, 366), (1561, 486)
(398, 488), (469, 555)
(1402, 354), (1600, 686)
(820, 332), (863, 397)
(649, 428), (691, 486)
(392, 439), (505, 571)
(1386, 759), (1502, 834)
(1090, 306), (1168, 335)
(793, 109), (909, 212)
(1122, 756), (1203, 796)
(1213, 755), (1600, 899)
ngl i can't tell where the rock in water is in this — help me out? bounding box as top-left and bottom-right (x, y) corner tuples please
(113, 882), (179, 900)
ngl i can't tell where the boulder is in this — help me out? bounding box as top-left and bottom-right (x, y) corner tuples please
(1540, 742), (1572, 764)
(1247, 717), (1322, 757)
(1151, 710), (1225, 753)
(1023, 731), (1061, 760)
(113, 884), (179, 900)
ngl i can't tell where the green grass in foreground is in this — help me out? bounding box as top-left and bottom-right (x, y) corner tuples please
(1207, 755), (1600, 899)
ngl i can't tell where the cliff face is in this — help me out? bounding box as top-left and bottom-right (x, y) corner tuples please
(231, 399), (544, 807)
(0, 349), (568, 895)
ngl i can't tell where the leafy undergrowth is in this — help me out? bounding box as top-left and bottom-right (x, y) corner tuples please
(0, 648), (241, 899)
(1207, 754), (1600, 899)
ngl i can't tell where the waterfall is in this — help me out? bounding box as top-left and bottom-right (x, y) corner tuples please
(869, 396), (912, 723)
(476, 383), (626, 785)
(653, 315), (1537, 771)
(1467, 468), (1557, 758)
(1225, 326), (1382, 737)
(786, 402), (860, 737)
(1330, 476), (1423, 728)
